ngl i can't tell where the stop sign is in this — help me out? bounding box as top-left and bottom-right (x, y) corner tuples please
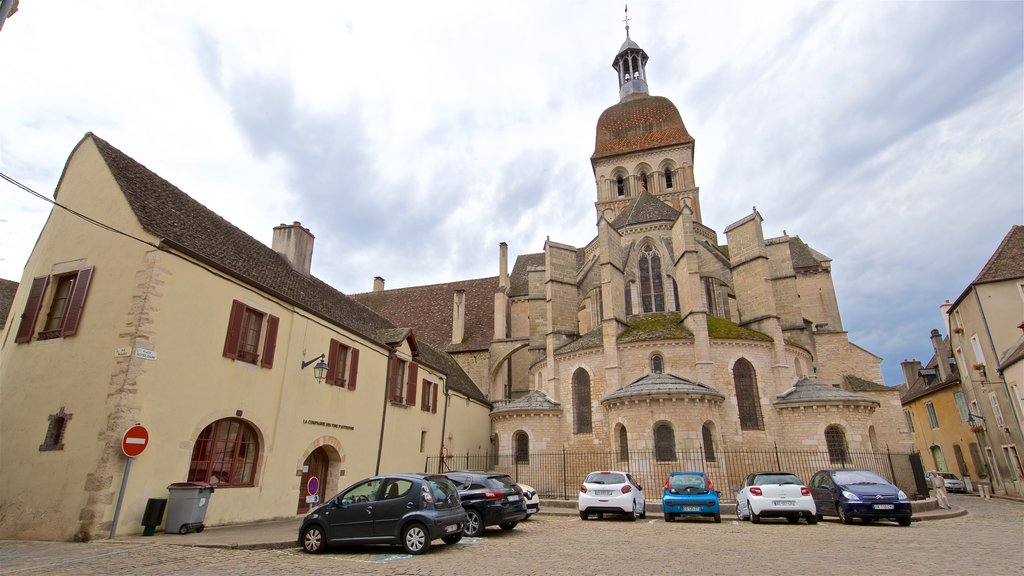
(121, 425), (149, 457)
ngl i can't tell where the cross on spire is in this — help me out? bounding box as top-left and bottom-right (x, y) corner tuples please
(623, 4), (631, 39)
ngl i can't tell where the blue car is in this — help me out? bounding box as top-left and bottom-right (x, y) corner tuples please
(808, 469), (912, 526)
(661, 471), (721, 523)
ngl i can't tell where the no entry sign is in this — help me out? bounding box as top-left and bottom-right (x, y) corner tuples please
(121, 424), (149, 457)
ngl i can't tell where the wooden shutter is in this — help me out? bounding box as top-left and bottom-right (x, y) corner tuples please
(326, 339), (340, 385)
(15, 275), (49, 343)
(406, 364), (418, 406)
(60, 266), (94, 337)
(222, 300), (246, 359)
(421, 381), (429, 411)
(347, 348), (359, 390)
(260, 314), (279, 368)
(431, 382), (438, 414)
(389, 355), (400, 401)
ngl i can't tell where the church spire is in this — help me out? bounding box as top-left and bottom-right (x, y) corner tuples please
(613, 4), (649, 100)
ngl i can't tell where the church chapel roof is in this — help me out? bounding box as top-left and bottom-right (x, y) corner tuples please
(774, 378), (879, 407)
(602, 372), (723, 403)
(0, 278), (17, 330)
(592, 94), (694, 161)
(788, 236), (831, 271)
(610, 190), (680, 229)
(843, 375), (891, 392)
(491, 389), (562, 415)
(83, 133), (488, 405)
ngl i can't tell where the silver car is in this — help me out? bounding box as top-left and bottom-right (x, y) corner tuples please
(926, 471), (967, 493)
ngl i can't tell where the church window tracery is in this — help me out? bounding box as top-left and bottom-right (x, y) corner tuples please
(572, 368), (593, 434)
(638, 244), (665, 313)
(733, 358), (764, 430)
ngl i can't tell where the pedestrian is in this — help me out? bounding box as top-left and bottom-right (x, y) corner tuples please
(931, 470), (950, 509)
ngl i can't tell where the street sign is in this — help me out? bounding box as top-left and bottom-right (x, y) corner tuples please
(307, 476), (319, 496)
(121, 424), (149, 457)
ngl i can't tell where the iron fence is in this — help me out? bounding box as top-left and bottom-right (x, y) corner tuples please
(425, 446), (921, 503)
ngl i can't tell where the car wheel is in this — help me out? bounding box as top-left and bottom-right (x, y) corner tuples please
(806, 514), (818, 525)
(837, 504), (853, 525)
(499, 521), (517, 531)
(579, 511), (589, 520)
(442, 532), (463, 545)
(736, 502), (745, 521)
(787, 516), (799, 524)
(713, 512), (721, 523)
(628, 502), (638, 521)
(464, 509), (484, 537)
(815, 513), (823, 522)
(302, 525), (326, 554)
(401, 522), (430, 555)
(897, 517), (912, 527)
(750, 503), (761, 525)
(639, 502), (646, 519)
(664, 512), (673, 522)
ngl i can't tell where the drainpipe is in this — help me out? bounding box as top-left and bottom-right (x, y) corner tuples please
(375, 348), (394, 475)
(437, 380), (451, 473)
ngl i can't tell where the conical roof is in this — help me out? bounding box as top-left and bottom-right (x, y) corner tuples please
(611, 190), (680, 228)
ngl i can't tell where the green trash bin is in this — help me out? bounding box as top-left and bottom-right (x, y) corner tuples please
(165, 482), (215, 534)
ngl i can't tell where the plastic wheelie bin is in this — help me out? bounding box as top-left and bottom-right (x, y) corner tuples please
(165, 482), (215, 534)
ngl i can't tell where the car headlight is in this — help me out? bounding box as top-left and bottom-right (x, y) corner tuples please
(897, 490), (909, 502)
(841, 490), (860, 501)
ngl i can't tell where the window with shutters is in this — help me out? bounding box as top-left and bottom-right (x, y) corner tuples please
(222, 300), (279, 368)
(327, 339), (360, 389)
(654, 422), (676, 461)
(638, 244), (664, 313)
(733, 358), (764, 430)
(16, 266), (95, 343)
(825, 424), (848, 464)
(420, 380), (439, 413)
(389, 356), (417, 407)
(40, 407), (72, 451)
(188, 418), (259, 487)
(514, 430), (529, 464)
(572, 368), (592, 434)
(925, 401), (939, 429)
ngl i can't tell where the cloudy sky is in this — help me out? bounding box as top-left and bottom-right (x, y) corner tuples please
(1, 1), (1021, 386)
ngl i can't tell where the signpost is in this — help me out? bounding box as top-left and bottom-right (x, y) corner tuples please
(110, 424), (149, 539)
(306, 476), (320, 506)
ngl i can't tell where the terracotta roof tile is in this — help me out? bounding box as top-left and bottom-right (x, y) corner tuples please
(592, 95), (694, 160)
(509, 253), (544, 298)
(974, 225), (1024, 284)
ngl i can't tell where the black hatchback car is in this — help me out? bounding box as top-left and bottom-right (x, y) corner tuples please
(442, 471), (528, 536)
(299, 473), (467, 555)
(808, 469), (912, 526)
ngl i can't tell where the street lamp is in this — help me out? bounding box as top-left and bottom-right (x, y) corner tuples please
(967, 412), (986, 432)
(301, 353), (329, 383)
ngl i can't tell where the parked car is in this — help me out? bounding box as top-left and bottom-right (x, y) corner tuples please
(809, 469), (912, 526)
(442, 471), (528, 536)
(735, 471), (817, 524)
(298, 473), (466, 555)
(578, 470), (647, 521)
(517, 483), (540, 518)
(662, 471), (720, 523)
(925, 471), (966, 493)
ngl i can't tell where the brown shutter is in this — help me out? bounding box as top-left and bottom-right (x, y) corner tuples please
(431, 382), (439, 414)
(406, 364), (418, 406)
(347, 348), (359, 390)
(326, 339), (340, 385)
(421, 381), (429, 411)
(260, 314), (279, 368)
(15, 276), (49, 343)
(223, 300), (246, 359)
(60, 266), (94, 337)
(389, 355), (400, 401)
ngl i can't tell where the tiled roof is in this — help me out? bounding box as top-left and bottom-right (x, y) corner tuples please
(601, 372), (723, 403)
(555, 328), (604, 354)
(1000, 334), (1024, 370)
(0, 278), (17, 331)
(774, 378), (879, 407)
(788, 236), (830, 271)
(843, 375), (891, 392)
(974, 225), (1024, 284)
(491, 390), (561, 414)
(610, 190), (680, 229)
(592, 95), (694, 160)
(899, 336), (962, 404)
(352, 277), (498, 353)
(508, 253), (544, 298)
(415, 341), (489, 404)
(83, 134), (486, 403)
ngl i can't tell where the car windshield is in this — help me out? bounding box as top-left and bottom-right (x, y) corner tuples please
(669, 475), (706, 489)
(426, 476), (459, 504)
(833, 470), (889, 485)
(487, 475), (518, 490)
(752, 474), (800, 486)
(938, 473), (958, 480)
(586, 472), (626, 485)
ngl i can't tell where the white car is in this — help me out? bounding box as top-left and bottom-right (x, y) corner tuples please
(518, 483), (540, 518)
(925, 471), (967, 493)
(578, 471), (647, 521)
(736, 471), (817, 524)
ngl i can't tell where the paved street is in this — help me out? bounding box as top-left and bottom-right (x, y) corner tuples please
(0, 495), (1021, 576)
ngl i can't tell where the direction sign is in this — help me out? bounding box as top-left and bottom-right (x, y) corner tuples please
(307, 476), (319, 496)
(121, 425), (149, 457)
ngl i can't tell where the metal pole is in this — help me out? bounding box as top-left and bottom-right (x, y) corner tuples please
(109, 456), (133, 539)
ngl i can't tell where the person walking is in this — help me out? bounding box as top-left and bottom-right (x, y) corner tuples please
(931, 471), (951, 509)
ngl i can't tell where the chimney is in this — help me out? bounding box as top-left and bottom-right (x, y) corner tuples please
(272, 221), (314, 275)
(452, 289), (466, 345)
(939, 299), (953, 336)
(930, 329), (950, 381)
(901, 359), (923, 386)
(373, 276), (385, 292)
(499, 242), (509, 290)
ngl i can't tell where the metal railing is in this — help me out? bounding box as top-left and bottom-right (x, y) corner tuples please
(425, 446), (920, 503)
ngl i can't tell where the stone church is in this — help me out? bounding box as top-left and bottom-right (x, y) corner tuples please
(353, 27), (912, 464)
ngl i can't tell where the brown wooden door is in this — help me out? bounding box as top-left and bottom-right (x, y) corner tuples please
(297, 447), (329, 514)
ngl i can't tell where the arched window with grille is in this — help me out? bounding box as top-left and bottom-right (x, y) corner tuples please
(572, 368), (593, 434)
(188, 418), (260, 486)
(654, 422), (676, 461)
(825, 425), (849, 464)
(617, 425), (629, 462)
(733, 359), (764, 430)
(638, 244), (665, 313)
(702, 422), (717, 462)
(514, 430), (529, 464)
(651, 354), (663, 374)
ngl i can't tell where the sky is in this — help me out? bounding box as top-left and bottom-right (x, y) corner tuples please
(1, 1), (1021, 386)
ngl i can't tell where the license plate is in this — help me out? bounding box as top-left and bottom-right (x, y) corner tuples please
(873, 504), (894, 510)
(683, 506), (701, 512)
(594, 490), (613, 496)
(772, 500), (796, 506)
(506, 494), (520, 501)
(445, 523), (460, 533)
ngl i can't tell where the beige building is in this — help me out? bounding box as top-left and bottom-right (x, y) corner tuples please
(0, 134), (491, 541)
(944, 225), (1024, 496)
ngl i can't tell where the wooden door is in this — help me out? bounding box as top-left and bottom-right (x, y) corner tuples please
(297, 447), (329, 514)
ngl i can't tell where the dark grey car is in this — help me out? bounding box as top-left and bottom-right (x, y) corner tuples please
(299, 473), (467, 555)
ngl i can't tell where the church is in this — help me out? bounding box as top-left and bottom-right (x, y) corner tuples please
(352, 25), (913, 472)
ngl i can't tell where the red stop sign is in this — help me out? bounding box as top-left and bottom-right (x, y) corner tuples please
(121, 425), (149, 457)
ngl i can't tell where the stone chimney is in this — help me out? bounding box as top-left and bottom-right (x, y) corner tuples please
(373, 276), (385, 292)
(272, 221), (314, 275)
(499, 242), (509, 290)
(452, 289), (466, 345)
(901, 359), (923, 386)
(930, 329), (950, 382)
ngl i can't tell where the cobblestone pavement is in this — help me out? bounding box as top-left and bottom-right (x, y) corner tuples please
(1, 495), (1020, 576)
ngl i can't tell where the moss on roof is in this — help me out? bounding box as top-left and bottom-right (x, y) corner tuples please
(707, 315), (773, 342)
(844, 375), (891, 392)
(619, 312), (693, 342)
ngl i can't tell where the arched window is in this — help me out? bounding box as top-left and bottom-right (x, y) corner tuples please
(514, 430), (529, 464)
(654, 423), (676, 461)
(638, 244), (665, 313)
(41, 407), (72, 451)
(930, 445), (946, 471)
(188, 418), (259, 486)
(572, 368), (593, 434)
(616, 175), (626, 197)
(733, 359), (764, 430)
(617, 425), (629, 462)
(868, 426), (879, 452)
(625, 283), (634, 316)
(639, 172), (648, 192)
(651, 354), (663, 374)
(664, 168), (674, 189)
(702, 422), (717, 462)
(825, 425), (849, 464)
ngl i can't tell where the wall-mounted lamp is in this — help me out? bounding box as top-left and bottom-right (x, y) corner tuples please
(301, 353), (329, 384)
(967, 412), (986, 430)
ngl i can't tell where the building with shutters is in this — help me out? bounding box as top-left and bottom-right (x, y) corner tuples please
(0, 134), (491, 541)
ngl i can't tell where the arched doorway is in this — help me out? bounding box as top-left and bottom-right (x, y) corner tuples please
(297, 447), (329, 514)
